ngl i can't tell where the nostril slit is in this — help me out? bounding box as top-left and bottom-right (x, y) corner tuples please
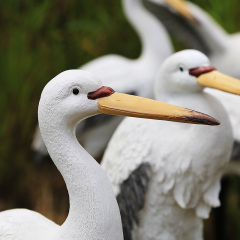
(88, 86), (115, 100)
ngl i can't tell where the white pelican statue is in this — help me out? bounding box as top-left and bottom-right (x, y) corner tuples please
(101, 50), (240, 240)
(32, 0), (176, 160)
(0, 70), (217, 239)
(144, 0), (240, 161)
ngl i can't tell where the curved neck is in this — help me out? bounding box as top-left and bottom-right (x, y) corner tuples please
(188, 2), (229, 54)
(40, 120), (123, 240)
(123, 0), (172, 62)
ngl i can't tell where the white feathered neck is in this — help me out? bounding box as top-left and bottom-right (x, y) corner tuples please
(123, 0), (172, 63)
(38, 71), (123, 240)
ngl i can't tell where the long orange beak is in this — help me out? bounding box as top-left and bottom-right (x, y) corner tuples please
(190, 66), (240, 95)
(88, 87), (220, 125)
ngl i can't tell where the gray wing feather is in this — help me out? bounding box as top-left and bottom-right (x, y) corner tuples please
(231, 141), (240, 160)
(117, 163), (152, 240)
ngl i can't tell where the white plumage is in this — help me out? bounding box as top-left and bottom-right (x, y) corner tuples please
(1, 70), (215, 239)
(101, 50), (240, 240)
(32, 0), (173, 159)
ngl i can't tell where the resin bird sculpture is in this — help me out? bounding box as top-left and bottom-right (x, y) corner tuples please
(101, 50), (240, 240)
(32, 0), (194, 161)
(144, 0), (240, 160)
(0, 70), (218, 240)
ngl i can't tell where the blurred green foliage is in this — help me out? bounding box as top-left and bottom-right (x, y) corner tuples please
(0, 0), (141, 209)
(191, 0), (240, 33)
(0, 0), (240, 239)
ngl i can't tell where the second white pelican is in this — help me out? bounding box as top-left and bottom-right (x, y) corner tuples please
(101, 50), (240, 240)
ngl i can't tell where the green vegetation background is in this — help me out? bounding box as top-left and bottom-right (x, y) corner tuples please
(0, 0), (240, 239)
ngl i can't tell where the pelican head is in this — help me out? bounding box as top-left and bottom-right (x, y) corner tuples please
(155, 49), (240, 99)
(38, 70), (103, 128)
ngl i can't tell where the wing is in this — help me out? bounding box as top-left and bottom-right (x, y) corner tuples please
(151, 144), (223, 219)
(103, 112), (230, 224)
(117, 163), (152, 240)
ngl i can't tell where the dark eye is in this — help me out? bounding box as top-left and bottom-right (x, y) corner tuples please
(73, 88), (79, 95)
(179, 67), (184, 72)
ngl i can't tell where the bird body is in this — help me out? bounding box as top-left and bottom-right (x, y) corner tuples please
(103, 94), (231, 240)
(32, 0), (173, 159)
(0, 70), (215, 239)
(101, 50), (240, 240)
